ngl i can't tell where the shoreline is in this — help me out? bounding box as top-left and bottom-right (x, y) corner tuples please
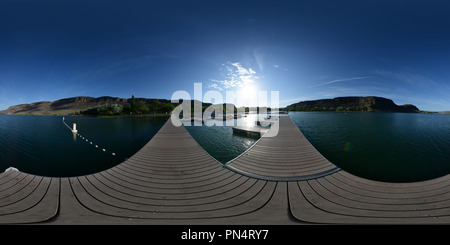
(2, 110), (450, 118)
(0, 113), (172, 118)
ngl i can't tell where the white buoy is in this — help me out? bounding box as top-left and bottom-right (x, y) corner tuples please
(72, 123), (78, 133)
(4, 167), (19, 172)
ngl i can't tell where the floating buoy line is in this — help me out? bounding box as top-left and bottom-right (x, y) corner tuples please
(62, 117), (129, 161)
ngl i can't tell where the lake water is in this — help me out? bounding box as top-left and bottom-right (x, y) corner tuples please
(184, 114), (262, 164)
(289, 111), (450, 182)
(1, 112), (450, 182)
(0, 115), (168, 177)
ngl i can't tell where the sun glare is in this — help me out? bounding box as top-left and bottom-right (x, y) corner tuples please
(239, 84), (257, 95)
(237, 84), (259, 107)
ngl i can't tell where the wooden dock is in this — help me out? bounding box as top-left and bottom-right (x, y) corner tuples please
(227, 117), (340, 181)
(256, 119), (277, 126)
(3, 116), (450, 224)
(232, 126), (269, 137)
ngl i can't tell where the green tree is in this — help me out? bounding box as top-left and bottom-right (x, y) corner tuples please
(123, 104), (132, 114)
(136, 101), (149, 114)
(149, 99), (161, 112)
(159, 103), (175, 113)
(131, 95), (136, 114)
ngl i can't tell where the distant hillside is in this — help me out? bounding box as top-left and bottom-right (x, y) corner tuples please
(285, 96), (419, 113)
(0, 96), (177, 116)
(1, 95), (423, 115)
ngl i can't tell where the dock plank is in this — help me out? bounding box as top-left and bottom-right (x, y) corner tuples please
(232, 126), (269, 136)
(226, 116), (340, 180)
(0, 175), (59, 224)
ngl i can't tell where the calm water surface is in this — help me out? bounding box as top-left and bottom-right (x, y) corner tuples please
(289, 112), (450, 182)
(185, 114), (263, 163)
(0, 115), (167, 177)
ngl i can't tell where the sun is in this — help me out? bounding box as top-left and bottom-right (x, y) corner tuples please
(239, 84), (257, 95)
(237, 84), (259, 107)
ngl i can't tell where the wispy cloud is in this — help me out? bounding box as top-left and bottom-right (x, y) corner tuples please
(371, 69), (439, 88)
(309, 76), (371, 88)
(69, 54), (177, 83)
(209, 62), (259, 90)
(207, 83), (223, 91)
(252, 48), (265, 71)
(369, 69), (450, 110)
(279, 97), (310, 107)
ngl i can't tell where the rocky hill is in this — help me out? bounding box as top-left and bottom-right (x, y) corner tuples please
(0, 96), (174, 115)
(1, 95), (421, 115)
(285, 96), (419, 113)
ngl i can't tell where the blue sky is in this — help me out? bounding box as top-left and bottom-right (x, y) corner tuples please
(1, 0), (450, 111)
